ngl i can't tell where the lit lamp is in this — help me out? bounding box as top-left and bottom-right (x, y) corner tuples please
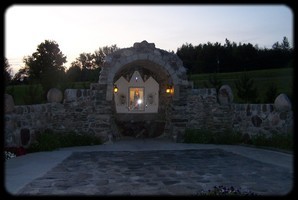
(166, 85), (173, 94)
(166, 87), (171, 94)
(114, 85), (118, 93)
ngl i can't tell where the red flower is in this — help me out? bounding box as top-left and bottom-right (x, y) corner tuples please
(4, 146), (26, 156)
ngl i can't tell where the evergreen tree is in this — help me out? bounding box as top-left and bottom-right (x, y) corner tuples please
(234, 73), (258, 103)
(264, 83), (278, 103)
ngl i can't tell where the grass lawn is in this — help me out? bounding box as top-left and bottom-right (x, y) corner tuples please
(189, 67), (293, 103)
(5, 84), (44, 105)
(6, 68), (293, 105)
(5, 81), (91, 105)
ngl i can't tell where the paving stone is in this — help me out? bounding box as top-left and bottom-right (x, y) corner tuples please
(16, 149), (293, 196)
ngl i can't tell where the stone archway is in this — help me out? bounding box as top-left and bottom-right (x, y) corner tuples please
(97, 40), (189, 139)
(99, 40), (189, 101)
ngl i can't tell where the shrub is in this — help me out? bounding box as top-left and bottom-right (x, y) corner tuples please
(184, 129), (293, 151)
(203, 73), (222, 93)
(23, 84), (44, 105)
(26, 129), (102, 153)
(184, 129), (215, 144)
(234, 73), (258, 103)
(212, 129), (243, 144)
(27, 129), (61, 152)
(264, 83), (278, 103)
(59, 131), (102, 147)
(251, 132), (293, 151)
(184, 129), (242, 144)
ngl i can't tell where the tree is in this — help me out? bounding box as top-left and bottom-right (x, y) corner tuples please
(176, 43), (197, 73)
(272, 41), (281, 50)
(281, 36), (290, 50)
(93, 44), (119, 67)
(67, 53), (96, 81)
(272, 36), (291, 51)
(67, 44), (120, 82)
(234, 73), (258, 103)
(176, 37), (293, 73)
(23, 40), (67, 93)
(78, 53), (94, 70)
(66, 64), (81, 82)
(11, 66), (30, 84)
(264, 83), (278, 103)
(4, 58), (12, 85)
(203, 73), (222, 93)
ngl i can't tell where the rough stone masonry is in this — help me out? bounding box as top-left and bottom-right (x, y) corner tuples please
(4, 41), (293, 147)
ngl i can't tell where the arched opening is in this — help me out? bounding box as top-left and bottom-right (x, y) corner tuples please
(97, 41), (189, 140)
(112, 60), (173, 138)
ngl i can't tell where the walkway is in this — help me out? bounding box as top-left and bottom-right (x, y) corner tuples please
(4, 138), (294, 196)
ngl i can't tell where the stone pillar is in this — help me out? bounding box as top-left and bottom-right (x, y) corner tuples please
(170, 85), (189, 142)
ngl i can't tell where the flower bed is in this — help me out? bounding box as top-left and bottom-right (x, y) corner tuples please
(4, 146), (26, 161)
(200, 185), (258, 196)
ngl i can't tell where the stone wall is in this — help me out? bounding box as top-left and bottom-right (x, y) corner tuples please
(187, 88), (225, 132)
(168, 85), (190, 142)
(4, 85), (113, 147)
(5, 103), (52, 147)
(231, 102), (293, 137)
(185, 87), (293, 141)
(4, 85), (293, 147)
(3, 41), (293, 147)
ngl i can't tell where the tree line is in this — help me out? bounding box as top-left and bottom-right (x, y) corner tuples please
(5, 40), (119, 92)
(4, 37), (293, 91)
(176, 37), (293, 74)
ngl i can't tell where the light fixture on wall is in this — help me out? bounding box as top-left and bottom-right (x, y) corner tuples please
(166, 85), (174, 94)
(166, 87), (171, 94)
(114, 85), (118, 93)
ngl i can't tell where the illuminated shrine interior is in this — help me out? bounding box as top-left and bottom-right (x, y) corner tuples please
(112, 63), (173, 138)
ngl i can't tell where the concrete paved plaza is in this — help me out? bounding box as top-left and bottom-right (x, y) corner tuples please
(4, 138), (294, 196)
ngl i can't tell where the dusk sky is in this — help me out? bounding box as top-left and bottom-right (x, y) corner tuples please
(5, 4), (293, 75)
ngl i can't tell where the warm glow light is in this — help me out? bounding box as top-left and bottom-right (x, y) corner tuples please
(114, 86), (118, 93)
(137, 99), (142, 104)
(166, 86), (174, 94)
